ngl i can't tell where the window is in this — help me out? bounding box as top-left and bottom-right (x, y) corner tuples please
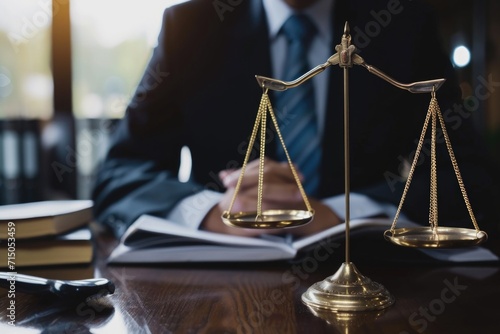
(71, 0), (188, 119)
(0, 0), (53, 119)
(70, 0), (190, 199)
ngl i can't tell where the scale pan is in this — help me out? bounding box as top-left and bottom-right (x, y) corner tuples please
(222, 209), (313, 229)
(384, 226), (488, 248)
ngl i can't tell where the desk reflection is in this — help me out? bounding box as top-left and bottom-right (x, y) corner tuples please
(1, 227), (499, 334)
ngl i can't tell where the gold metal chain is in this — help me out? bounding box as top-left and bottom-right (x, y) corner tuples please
(256, 91), (268, 219)
(429, 95), (438, 229)
(390, 93), (479, 232)
(224, 91), (313, 219)
(225, 92), (265, 216)
(434, 96), (480, 231)
(265, 93), (313, 212)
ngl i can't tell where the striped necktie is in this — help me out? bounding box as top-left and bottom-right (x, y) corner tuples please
(275, 14), (321, 196)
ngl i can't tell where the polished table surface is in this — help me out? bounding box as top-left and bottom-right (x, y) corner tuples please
(1, 223), (499, 334)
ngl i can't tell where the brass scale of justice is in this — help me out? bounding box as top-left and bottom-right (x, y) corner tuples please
(220, 22), (488, 312)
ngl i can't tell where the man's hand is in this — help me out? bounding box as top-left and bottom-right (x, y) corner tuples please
(201, 158), (342, 237)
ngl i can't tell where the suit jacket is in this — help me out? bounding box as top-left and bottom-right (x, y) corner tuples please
(92, 0), (498, 237)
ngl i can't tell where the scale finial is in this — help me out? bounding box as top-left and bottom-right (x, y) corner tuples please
(344, 21), (350, 36)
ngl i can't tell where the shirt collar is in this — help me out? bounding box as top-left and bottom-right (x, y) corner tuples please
(263, 0), (334, 44)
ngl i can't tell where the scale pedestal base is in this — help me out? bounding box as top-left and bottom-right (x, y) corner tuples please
(301, 262), (394, 312)
(305, 306), (386, 331)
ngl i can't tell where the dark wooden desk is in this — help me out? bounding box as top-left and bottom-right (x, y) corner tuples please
(1, 224), (499, 334)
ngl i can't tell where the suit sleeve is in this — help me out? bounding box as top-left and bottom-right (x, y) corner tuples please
(91, 8), (204, 238)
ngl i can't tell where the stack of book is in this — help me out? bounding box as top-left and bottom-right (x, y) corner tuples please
(0, 200), (94, 268)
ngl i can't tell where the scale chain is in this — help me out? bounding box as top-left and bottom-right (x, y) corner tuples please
(225, 93), (266, 215)
(225, 92), (313, 219)
(429, 97), (438, 229)
(434, 96), (480, 231)
(390, 93), (480, 232)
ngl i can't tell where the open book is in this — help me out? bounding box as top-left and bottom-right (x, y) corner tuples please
(107, 215), (498, 264)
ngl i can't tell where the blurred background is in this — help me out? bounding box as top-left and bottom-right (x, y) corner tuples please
(0, 0), (498, 203)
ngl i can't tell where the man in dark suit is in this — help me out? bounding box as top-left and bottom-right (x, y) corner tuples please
(92, 0), (498, 238)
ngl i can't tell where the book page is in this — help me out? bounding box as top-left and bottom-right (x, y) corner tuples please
(113, 215), (296, 262)
(292, 218), (407, 250)
(0, 200), (93, 221)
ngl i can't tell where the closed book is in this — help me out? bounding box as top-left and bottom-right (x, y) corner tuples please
(0, 200), (93, 239)
(0, 227), (93, 268)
